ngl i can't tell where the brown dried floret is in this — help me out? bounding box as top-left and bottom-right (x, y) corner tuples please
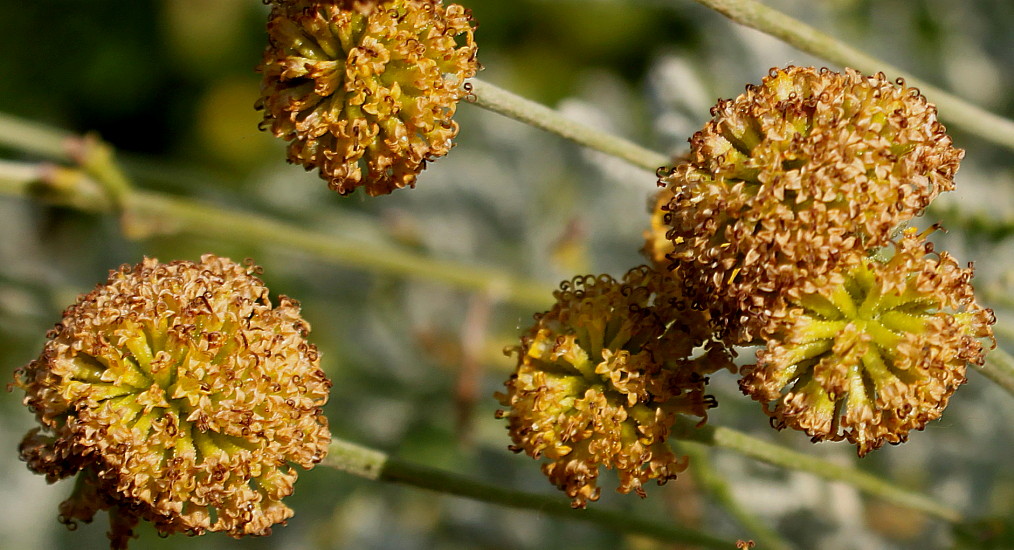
(496, 266), (733, 507)
(739, 228), (995, 456)
(257, 0), (479, 196)
(12, 255), (332, 549)
(662, 66), (964, 343)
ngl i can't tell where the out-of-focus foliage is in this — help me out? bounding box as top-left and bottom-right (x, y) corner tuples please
(0, 1), (1011, 549)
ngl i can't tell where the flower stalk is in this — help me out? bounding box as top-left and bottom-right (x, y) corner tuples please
(466, 78), (670, 173)
(670, 417), (964, 523)
(0, 154), (552, 309)
(688, 0), (1014, 151)
(323, 437), (732, 548)
(678, 441), (793, 550)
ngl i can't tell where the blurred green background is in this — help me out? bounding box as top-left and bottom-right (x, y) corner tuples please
(0, 1), (1011, 549)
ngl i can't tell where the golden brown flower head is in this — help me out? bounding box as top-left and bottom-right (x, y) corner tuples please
(739, 228), (994, 456)
(496, 266), (733, 507)
(257, 0), (479, 196)
(12, 255), (331, 549)
(662, 66), (963, 343)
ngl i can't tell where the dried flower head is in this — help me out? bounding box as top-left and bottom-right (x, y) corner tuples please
(12, 255), (331, 549)
(739, 228), (994, 456)
(662, 66), (963, 342)
(496, 266), (732, 507)
(257, 0), (479, 196)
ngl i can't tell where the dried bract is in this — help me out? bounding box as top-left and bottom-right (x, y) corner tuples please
(496, 266), (732, 507)
(739, 229), (994, 456)
(662, 66), (963, 342)
(258, 0), (479, 195)
(12, 255), (331, 548)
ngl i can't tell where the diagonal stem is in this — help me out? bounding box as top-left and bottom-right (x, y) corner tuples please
(671, 417), (964, 523)
(466, 78), (671, 173)
(678, 440), (794, 550)
(0, 157), (552, 309)
(323, 437), (732, 548)
(688, 0), (1014, 150)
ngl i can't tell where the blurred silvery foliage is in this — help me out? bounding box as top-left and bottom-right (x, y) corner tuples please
(0, 1), (1011, 549)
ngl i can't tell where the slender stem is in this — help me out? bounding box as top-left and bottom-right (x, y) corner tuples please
(134, 191), (551, 308)
(689, 0), (1014, 151)
(927, 202), (1014, 243)
(975, 347), (1014, 396)
(74, 136), (132, 211)
(466, 78), (671, 173)
(0, 159), (552, 309)
(323, 438), (732, 548)
(679, 441), (794, 550)
(0, 112), (74, 161)
(671, 417), (964, 523)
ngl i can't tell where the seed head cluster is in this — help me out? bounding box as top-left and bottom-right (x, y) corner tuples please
(497, 266), (732, 507)
(500, 65), (994, 502)
(257, 0), (479, 196)
(661, 66), (964, 343)
(739, 228), (995, 455)
(12, 256), (331, 549)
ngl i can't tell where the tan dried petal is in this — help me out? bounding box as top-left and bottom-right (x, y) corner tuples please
(662, 66), (963, 343)
(496, 266), (732, 507)
(739, 229), (995, 456)
(257, 0), (479, 196)
(12, 255), (332, 548)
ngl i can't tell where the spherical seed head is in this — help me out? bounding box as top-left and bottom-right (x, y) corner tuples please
(662, 66), (964, 343)
(496, 266), (733, 507)
(12, 255), (332, 548)
(739, 228), (995, 456)
(257, 0), (479, 196)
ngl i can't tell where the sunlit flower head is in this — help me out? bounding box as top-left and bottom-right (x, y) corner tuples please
(662, 66), (963, 342)
(257, 0), (479, 196)
(496, 266), (733, 507)
(739, 228), (994, 456)
(12, 255), (331, 548)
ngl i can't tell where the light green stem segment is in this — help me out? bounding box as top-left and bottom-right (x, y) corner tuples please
(678, 441), (794, 550)
(466, 78), (671, 173)
(974, 347), (1014, 396)
(323, 438), (732, 548)
(671, 417), (964, 523)
(689, 0), (1014, 151)
(0, 152), (552, 310)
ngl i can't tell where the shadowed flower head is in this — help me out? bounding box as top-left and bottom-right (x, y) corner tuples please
(496, 266), (733, 507)
(662, 66), (963, 343)
(257, 0), (479, 196)
(12, 255), (331, 549)
(739, 228), (994, 456)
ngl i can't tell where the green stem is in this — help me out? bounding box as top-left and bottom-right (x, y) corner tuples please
(74, 136), (132, 211)
(928, 203), (1014, 243)
(671, 417), (964, 523)
(466, 78), (671, 173)
(689, 0), (1014, 151)
(678, 441), (793, 550)
(323, 438), (731, 548)
(0, 112), (74, 161)
(975, 347), (1014, 397)
(135, 191), (551, 308)
(0, 159), (551, 309)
